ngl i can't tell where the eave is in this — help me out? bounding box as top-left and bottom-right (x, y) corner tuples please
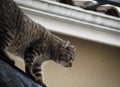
(14, 0), (120, 47)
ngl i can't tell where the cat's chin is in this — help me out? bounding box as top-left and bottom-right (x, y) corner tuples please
(62, 63), (72, 68)
(64, 65), (72, 68)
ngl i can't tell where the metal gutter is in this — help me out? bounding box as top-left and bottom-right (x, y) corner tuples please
(14, 0), (120, 47)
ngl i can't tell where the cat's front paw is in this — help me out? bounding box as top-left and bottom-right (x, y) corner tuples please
(37, 77), (47, 87)
(40, 83), (47, 87)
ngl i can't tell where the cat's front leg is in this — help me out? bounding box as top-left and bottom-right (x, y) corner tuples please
(24, 54), (36, 80)
(25, 63), (36, 80)
(32, 63), (47, 87)
(24, 56), (46, 87)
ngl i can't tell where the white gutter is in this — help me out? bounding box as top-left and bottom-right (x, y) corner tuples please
(14, 0), (120, 47)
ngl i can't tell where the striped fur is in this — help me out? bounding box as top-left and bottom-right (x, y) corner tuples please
(0, 0), (76, 86)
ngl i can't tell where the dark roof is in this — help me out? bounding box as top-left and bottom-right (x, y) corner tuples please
(0, 49), (43, 87)
(57, 0), (120, 17)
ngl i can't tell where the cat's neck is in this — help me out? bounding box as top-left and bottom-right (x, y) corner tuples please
(49, 34), (64, 60)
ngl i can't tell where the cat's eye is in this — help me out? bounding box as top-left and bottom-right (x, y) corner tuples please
(66, 47), (70, 50)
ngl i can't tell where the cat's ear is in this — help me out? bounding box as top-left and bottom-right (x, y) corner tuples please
(62, 41), (70, 48)
(71, 45), (76, 51)
(65, 41), (70, 47)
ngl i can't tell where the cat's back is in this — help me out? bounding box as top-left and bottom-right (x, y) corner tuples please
(0, 0), (25, 51)
(0, 0), (14, 6)
(0, 0), (14, 3)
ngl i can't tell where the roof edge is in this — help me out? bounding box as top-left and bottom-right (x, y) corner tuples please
(14, 0), (120, 30)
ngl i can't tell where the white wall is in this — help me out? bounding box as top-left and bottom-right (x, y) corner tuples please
(43, 33), (120, 87)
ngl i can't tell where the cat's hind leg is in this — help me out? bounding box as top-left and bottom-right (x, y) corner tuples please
(0, 4), (15, 64)
(0, 48), (15, 65)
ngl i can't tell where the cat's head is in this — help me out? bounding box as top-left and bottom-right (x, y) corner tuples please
(55, 41), (76, 68)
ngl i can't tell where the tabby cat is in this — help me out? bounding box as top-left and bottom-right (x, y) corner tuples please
(0, 0), (76, 87)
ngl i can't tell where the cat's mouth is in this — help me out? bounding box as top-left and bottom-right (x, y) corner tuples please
(61, 62), (72, 68)
(64, 62), (72, 67)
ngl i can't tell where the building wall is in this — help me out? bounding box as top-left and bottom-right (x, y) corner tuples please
(14, 32), (120, 87)
(43, 33), (120, 87)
